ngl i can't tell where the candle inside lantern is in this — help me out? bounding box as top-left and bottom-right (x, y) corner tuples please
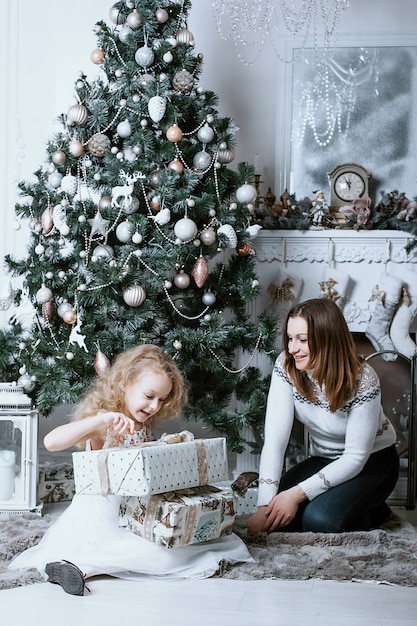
(0, 450), (16, 500)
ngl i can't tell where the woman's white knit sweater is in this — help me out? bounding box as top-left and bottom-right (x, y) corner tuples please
(257, 351), (397, 506)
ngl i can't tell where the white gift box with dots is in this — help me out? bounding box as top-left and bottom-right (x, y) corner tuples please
(72, 438), (229, 497)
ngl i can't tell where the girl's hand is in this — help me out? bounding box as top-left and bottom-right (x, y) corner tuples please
(263, 486), (306, 532)
(101, 412), (135, 435)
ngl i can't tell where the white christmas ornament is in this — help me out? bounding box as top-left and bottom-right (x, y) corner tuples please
(117, 119), (132, 137)
(174, 217), (198, 241)
(236, 183), (257, 204)
(61, 174), (78, 195)
(53, 204), (66, 229)
(246, 224), (262, 238)
(193, 151), (211, 171)
(48, 172), (63, 188)
(150, 208), (171, 226)
(217, 224), (238, 248)
(148, 95), (166, 122)
(123, 284), (146, 306)
(92, 244), (114, 260)
(135, 45), (154, 68)
(118, 24), (133, 43)
(116, 221), (133, 242)
(197, 124), (215, 143)
(36, 284), (53, 303)
(132, 232), (143, 244)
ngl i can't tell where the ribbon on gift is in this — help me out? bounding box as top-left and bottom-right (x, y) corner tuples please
(96, 436), (209, 497)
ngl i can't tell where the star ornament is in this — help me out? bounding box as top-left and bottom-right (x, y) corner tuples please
(88, 211), (110, 238)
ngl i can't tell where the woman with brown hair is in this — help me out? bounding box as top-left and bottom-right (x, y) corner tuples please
(248, 298), (399, 535)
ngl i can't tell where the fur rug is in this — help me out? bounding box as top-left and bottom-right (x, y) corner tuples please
(1, 511), (417, 590)
(221, 513), (417, 586)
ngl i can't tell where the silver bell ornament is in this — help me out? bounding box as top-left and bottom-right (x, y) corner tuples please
(123, 284), (146, 307)
(236, 183), (257, 204)
(217, 224), (238, 248)
(174, 217), (198, 241)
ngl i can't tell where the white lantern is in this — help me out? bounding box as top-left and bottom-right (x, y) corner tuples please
(0, 383), (40, 514)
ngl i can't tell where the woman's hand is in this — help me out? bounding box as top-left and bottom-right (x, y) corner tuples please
(247, 506), (268, 536)
(101, 412), (135, 435)
(263, 486), (306, 532)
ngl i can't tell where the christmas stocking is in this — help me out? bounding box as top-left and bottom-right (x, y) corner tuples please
(319, 266), (350, 311)
(365, 272), (403, 360)
(389, 269), (417, 359)
(267, 267), (303, 314)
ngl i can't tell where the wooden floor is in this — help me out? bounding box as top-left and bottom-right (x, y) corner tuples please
(1, 505), (417, 625)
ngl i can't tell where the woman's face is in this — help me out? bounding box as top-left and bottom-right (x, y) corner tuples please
(287, 316), (311, 371)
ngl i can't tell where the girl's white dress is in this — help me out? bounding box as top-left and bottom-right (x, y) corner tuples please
(9, 428), (253, 580)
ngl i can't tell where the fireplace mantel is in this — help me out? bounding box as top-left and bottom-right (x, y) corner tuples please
(251, 229), (417, 333)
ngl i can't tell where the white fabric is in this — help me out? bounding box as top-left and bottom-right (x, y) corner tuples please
(257, 352), (397, 506)
(9, 492), (253, 580)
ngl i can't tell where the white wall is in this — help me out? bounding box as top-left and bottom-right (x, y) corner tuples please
(1, 0), (416, 309)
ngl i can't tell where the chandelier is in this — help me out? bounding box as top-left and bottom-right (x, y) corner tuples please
(211, 0), (351, 65)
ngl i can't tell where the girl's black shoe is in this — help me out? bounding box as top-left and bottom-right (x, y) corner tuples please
(45, 560), (89, 596)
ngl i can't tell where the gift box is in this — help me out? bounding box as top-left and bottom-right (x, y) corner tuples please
(38, 460), (75, 504)
(119, 484), (235, 548)
(214, 480), (259, 516)
(72, 437), (229, 496)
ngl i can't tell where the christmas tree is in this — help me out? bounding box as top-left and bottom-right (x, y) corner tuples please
(0, 0), (277, 451)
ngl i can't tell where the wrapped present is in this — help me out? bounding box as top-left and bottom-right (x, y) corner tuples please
(72, 437), (229, 496)
(38, 460), (75, 504)
(119, 485), (235, 548)
(214, 480), (259, 516)
(234, 487), (258, 516)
